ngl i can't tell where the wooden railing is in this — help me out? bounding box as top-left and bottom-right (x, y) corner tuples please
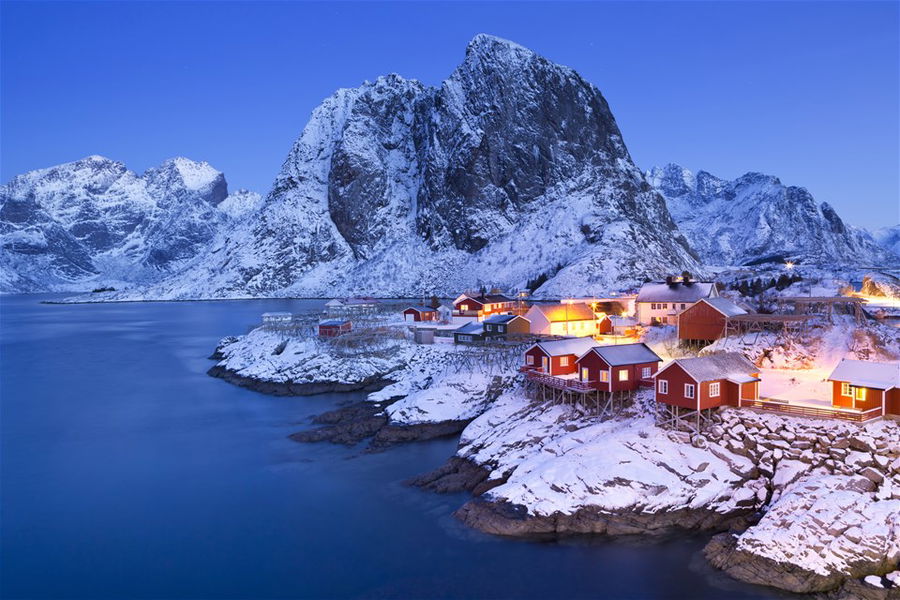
(741, 399), (883, 422)
(525, 370), (597, 392)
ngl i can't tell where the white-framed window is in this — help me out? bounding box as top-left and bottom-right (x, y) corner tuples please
(841, 382), (851, 397)
(709, 382), (720, 397)
(854, 387), (866, 402)
(662, 303), (668, 309)
(658, 380), (668, 394)
(651, 303), (657, 310)
(459, 335), (471, 342)
(560, 356), (569, 367)
(662, 317), (668, 324)
(600, 371), (609, 382)
(618, 369), (629, 381)
(685, 383), (695, 399)
(641, 367), (651, 379)
(526, 355), (534, 365)
(581, 368), (589, 381)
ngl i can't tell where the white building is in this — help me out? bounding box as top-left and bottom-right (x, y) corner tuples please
(635, 280), (718, 325)
(524, 302), (599, 337)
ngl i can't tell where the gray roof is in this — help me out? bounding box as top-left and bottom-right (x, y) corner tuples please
(636, 282), (716, 303)
(828, 359), (900, 389)
(697, 297), (748, 318)
(455, 322), (484, 335)
(483, 314), (528, 324)
(606, 316), (637, 327)
(532, 337), (598, 357)
(581, 343), (662, 366)
(660, 352), (756, 382)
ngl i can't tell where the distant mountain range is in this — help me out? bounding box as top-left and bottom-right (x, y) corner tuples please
(1, 35), (897, 298)
(646, 164), (897, 268)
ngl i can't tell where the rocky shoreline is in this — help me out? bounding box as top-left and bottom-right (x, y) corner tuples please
(209, 329), (900, 597)
(206, 364), (392, 396)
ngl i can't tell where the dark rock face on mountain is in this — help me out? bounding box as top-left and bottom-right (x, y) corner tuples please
(149, 34), (700, 299)
(0, 156), (238, 292)
(647, 163), (898, 268)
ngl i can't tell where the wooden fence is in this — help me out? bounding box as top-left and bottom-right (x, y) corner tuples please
(740, 399), (883, 422)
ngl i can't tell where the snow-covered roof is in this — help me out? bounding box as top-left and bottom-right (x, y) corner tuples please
(658, 352), (757, 382)
(320, 319), (350, 326)
(828, 359), (900, 390)
(455, 293), (514, 305)
(606, 315), (637, 327)
(636, 282), (716, 303)
(406, 305), (437, 312)
(580, 343), (661, 366)
(262, 312), (291, 318)
(532, 337), (598, 357)
(529, 303), (596, 322)
(483, 314), (528, 324)
(726, 374), (761, 384)
(697, 297), (748, 318)
(455, 322), (484, 335)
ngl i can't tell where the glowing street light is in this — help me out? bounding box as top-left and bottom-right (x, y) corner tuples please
(785, 261), (795, 270)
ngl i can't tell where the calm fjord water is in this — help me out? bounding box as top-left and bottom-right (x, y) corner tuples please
(0, 296), (786, 599)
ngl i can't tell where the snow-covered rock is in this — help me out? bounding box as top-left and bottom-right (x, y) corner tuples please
(647, 163), (898, 268)
(873, 225), (900, 260)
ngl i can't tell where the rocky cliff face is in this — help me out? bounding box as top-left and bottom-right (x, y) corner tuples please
(142, 34), (700, 299)
(647, 163), (898, 268)
(0, 156), (242, 292)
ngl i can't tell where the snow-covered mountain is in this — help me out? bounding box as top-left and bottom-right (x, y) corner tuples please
(0, 155), (247, 292)
(135, 34), (700, 299)
(647, 163), (898, 268)
(873, 225), (900, 259)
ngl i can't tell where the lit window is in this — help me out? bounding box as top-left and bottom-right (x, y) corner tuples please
(685, 383), (695, 399)
(658, 380), (668, 394)
(560, 356), (569, 367)
(618, 370), (629, 381)
(642, 367), (651, 379)
(526, 355), (534, 365)
(841, 382), (851, 397)
(855, 387), (866, 401)
(600, 371), (609, 382)
(710, 382), (720, 397)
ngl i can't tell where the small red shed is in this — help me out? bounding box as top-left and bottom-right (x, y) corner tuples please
(574, 343), (662, 392)
(827, 359), (900, 416)
(523, 337), (598, 376)
(318, 319), (352, 338)
(677, 298), (747, 342)
(403, 306), (438, 322)
(654, 353), (759, 410)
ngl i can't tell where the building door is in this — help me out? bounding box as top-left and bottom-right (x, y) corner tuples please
(542, 356), (549, 372)
(405, 313), (414, 322)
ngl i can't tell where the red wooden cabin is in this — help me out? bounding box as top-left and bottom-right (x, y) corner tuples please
(523, 338), (598, 376)
(677, 298), (747, 342)
(574, 343), (662, 392)
(654, 353), (759, 410)
(318, 319), (352, 338)
(403, 306), (438, 322)
(828, 359), (900, 417)
(453, 293), (515, 318)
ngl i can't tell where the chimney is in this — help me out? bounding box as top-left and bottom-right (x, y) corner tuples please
(666, 276), (677, 286)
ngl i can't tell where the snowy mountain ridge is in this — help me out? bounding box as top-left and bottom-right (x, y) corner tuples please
(647, 163), (898, 268)
(118, 34), (701, 299)
(0, 155), (247, 292)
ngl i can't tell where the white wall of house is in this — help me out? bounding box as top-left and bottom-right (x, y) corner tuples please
(636, 302), (691, 325)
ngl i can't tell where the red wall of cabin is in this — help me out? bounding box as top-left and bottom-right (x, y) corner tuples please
(655, 363), (700, 409)
(576, 352), (659, 392)
(888, 388), (900, 416)
(677, 302), (727, 341)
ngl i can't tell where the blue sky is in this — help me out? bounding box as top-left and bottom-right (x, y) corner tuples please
(2, 1), (898, 229)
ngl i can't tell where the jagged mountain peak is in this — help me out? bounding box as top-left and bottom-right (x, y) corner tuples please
(649, 164), (897, 267)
